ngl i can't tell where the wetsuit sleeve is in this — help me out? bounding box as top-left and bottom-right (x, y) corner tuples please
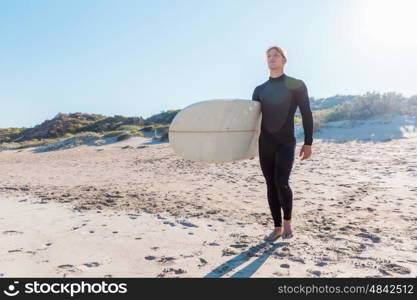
(295, 81), (313, 146)
(252, 86), (260, 102)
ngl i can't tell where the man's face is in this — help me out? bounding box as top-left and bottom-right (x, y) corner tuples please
(267, 49), (286, 70)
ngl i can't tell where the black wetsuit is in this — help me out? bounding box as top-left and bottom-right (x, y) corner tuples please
(252, 73), (313, 227)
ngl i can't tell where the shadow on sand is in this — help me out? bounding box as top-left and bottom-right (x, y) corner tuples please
(204, 240), (289, 278)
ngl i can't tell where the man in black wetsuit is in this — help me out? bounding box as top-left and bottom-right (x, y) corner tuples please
(252, 46), (313, 242)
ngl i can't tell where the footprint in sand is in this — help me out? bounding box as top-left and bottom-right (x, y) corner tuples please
(178, 220), (198, 228)
(57, 264), (82, 275)
(379, 263), (411, 275)
(157, 268), (187, 277)
(163, 221), (176, 227)
(289, 257), (305, 264)
(36, 242), (53, 251)
(222, 247), (240, 256)
(198, 258), (208, 267)
(206, 241), (220, 246)
(8, 248), (23, 253)
(157, 256), (177, 265)
(307, 269), (321, 277)
(83, 262), (100, 268)
(356, 232), (381, 243)
(3, 230), (24, 236)
(71, 223), (87, 231)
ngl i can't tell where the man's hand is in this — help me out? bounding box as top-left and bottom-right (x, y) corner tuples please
(299, 145), (312, 161)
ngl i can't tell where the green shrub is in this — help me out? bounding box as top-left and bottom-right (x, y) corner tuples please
(324, 91), (412, 122)
(130, 130), (144, 137)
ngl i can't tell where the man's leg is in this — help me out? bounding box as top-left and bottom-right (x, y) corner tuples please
(274, 142), (296, 238)
(258, 131), (283, 240)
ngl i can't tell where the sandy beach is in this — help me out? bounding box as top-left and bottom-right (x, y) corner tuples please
(1, 116), (417, 278)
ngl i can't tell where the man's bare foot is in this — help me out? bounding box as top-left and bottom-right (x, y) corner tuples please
(264, 227), (283, 242)
(282, 219), (293, 239)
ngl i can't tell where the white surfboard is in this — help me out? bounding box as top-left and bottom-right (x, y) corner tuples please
(168, 99), (262, 163)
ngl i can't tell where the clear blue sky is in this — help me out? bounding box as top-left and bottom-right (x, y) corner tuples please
(1, 0), (416, 128)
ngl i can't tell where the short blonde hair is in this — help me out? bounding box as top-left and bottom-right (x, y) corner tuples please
(266, 46), (288, 61)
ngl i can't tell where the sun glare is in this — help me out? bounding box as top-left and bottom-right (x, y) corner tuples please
(358, 0), (417, 47)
